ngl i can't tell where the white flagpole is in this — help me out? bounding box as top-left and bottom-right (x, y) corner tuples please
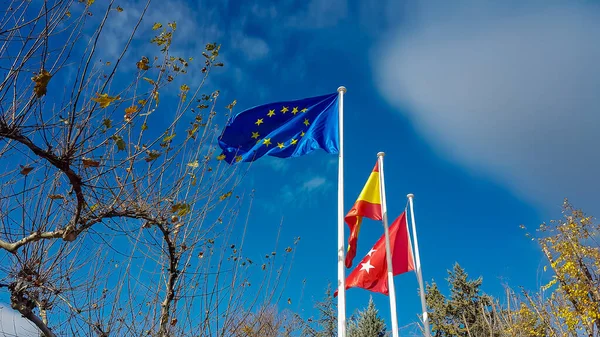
(337, 86), (347, 337)
(376, 152), (400, 337)
(407, 194), (431, 337)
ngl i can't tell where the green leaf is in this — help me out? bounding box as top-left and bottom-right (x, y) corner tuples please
(111, 135), (126, 151)
(102, 118), (112, 129)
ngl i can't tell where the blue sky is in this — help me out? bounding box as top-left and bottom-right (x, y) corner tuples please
(3, 0), (600, 335)
(105, 0), (599, 331)
(188, 0), (598, 331)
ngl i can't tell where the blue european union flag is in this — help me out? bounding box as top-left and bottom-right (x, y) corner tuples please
(217, 92), (339, 164)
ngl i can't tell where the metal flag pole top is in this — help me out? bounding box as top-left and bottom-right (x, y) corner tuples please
(407, 194), (431, 337)
(337, 86), (347, 337)
(377, 152), (400, 337)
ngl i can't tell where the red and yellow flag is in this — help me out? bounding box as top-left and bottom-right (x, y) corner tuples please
(345, 162), (382, 268)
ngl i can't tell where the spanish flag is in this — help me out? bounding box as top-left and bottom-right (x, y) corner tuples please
(345, 162), (382, 268)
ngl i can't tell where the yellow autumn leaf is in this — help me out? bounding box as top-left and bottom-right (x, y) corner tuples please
(91, 93), (120, 108)
(116, 6), (123, 12)
(143, 77), (155, 85)
(152, 22), (162, 30)
(216, 154), (225, 161)
(31, 70), (52, 98)
(136, 56), (150, 70)
(124, 105), (138, 122)
(219, 191), (232, 201)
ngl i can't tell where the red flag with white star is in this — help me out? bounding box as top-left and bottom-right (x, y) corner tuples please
(336, 211), (415, 296)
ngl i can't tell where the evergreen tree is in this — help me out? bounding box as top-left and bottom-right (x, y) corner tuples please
(348, 296), (387, 337)
(426, 263), (500, 337)
(303, 284), (338, 337)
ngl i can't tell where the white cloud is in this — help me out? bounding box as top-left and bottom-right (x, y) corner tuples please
(281, 174), (333, 206)
(373, 1), (600, 213)
(230, 33), (270, 61)
(0, 304), (38, 337)
(302, 176), (328, 192)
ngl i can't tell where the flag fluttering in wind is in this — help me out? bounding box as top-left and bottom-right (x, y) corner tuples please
(217, 92), (339, 164)
(336, 211), (414, 296)
(345, 162), (382, 268)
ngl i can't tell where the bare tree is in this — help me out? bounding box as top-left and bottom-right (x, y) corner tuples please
(0, 1), (297, 336)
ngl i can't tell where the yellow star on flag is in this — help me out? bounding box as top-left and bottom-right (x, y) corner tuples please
(281, 106), (289, 113)
(267, 109), (275, 117)
(290, 138), (298, 145)
(301, 108), (308, 113)
(277, 142), (285, 149)
(255, 118), (264, 126)
(263, 138), (272, 146)
(292, 107), (299, 115)
(251, 132), (260, 139)
(303, 118), (310, 126)
(300, 131), (305, 137)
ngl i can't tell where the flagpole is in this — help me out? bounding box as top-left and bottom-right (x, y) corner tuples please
(337, 86), (347, 337)
(407, 194), (431, 337)
(377, 152), (400, 337)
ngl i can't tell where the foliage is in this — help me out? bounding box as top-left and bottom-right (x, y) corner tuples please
(302, 284), (339, 337)
(348, 296), (387, 337)
(0, 1), (296, 336)
(426, 263), (500, 337)
(522, 199), (600, 335)
(426, 199), (600, 337)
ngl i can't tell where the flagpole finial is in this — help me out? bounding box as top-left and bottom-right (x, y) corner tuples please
(407, 193), (414, 199)
(337, 86), (347, 93)
(377, 152), (385, 157)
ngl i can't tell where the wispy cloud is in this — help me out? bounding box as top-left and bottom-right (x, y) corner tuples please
(229, 32), (270, 61)
(301, 176), (328, 192)
(281, 173), (333, 206)
(373, 0), (600, 212)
